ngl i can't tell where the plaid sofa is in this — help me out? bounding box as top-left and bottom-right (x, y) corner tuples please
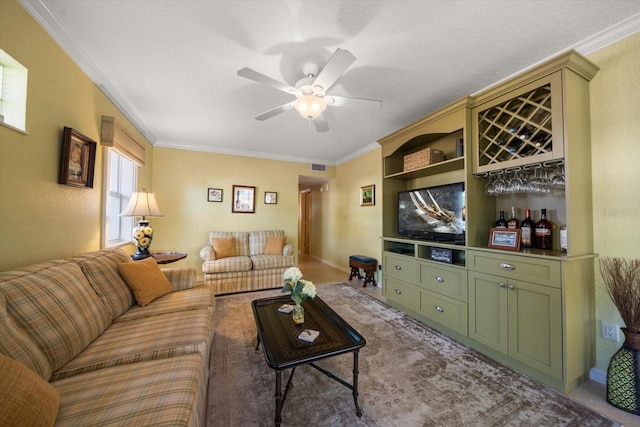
(200, 230), (295, 295)
(0, 247), (215, 426)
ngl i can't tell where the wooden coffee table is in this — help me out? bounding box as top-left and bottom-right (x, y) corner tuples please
(252, 295), (366, 426)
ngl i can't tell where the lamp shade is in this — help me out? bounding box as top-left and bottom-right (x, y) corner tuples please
(120, 191), (164, 220)
(294, 95), (327, 120)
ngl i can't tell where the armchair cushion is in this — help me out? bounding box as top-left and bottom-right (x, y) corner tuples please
(118, 258), (172, 307)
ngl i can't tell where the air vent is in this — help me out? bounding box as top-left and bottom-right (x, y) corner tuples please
(311, 163), (327, 172)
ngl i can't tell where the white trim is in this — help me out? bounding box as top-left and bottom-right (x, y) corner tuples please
(590, 367), (607, 385)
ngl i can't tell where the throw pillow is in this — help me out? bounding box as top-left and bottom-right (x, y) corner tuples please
(0, 354), (60, 427)
(264, 236), (286, 255)
(118, 257), (173, 306)
(212, 236), (236, 259)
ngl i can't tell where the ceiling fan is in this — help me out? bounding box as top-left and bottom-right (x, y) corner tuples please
(237, 48), (381, 132)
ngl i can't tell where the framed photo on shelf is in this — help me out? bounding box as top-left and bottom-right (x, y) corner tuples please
(488, 228), (521, 251)
(207, 188), (223, 202)
(264, 192), (277, 204)
(58, 127), (97, 188)
(232, 185), (256, 213)
(360, 184), (375, 206)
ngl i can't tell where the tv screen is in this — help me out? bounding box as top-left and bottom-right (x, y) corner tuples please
(398, 182), (465, 242)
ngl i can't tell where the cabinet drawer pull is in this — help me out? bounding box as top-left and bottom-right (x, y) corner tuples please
(508, 284), (515, 290)
(499, 263), (515, 270)
(434, 306), (444, 313)
(395, 265), (402, 270)
(394, 289), (402, 295)
(434, 276), (444, 283)
(498, 282), (506, 288)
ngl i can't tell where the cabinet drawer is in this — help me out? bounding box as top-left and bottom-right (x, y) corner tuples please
(418, 261), (468, 302)
(383, 253), (416, 284)
(384, 277), (416, 310)
(467, 250), (561, 288)
(419, 289), (468, 335)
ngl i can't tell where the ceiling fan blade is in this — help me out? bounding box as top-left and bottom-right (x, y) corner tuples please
(313, 48), (356, 92)
(327, 95), (382, 108)
(313, 114), (330, 133)
(237, 67), (297, 95)
(254, 101), (296, 121)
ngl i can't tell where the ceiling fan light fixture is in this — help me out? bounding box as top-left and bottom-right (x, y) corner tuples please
(294, 95), (327, 120)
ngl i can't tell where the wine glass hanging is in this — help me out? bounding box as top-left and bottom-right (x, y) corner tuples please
(480, 160), (564, 196)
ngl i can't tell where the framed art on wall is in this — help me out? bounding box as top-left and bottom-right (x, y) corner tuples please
(264, 192), (277, 204)
(232, 185), (256, 213)
(59, 127), (97, 188)
(208, 188), (223, 202)
(360, 184), (375, 206)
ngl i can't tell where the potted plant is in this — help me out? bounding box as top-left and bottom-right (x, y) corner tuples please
(599, 257), (640, 415)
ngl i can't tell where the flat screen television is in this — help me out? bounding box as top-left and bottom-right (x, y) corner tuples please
(397, 182), (465, 243)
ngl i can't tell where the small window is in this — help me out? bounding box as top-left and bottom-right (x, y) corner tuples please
(104, 149), (137, 247)
(0, 49), (28, 131)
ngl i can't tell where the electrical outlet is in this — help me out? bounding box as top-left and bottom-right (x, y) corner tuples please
(602, 321), (620, 342)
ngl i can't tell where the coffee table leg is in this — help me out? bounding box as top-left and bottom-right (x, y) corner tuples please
(275, 370), (282, 426)
(353, 349), (363, 417)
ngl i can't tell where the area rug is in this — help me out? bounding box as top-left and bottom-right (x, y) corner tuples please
(207, 283), (617, 426)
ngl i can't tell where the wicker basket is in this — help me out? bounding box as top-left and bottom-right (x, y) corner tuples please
(404, 148), (444, 171)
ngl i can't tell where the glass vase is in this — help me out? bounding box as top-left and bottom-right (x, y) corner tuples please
(292, 304), (304, 324)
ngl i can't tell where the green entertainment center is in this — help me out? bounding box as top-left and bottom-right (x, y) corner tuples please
(379, 50), (599, 393)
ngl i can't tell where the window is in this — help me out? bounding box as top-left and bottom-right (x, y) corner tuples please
(104, 149), (137, 247)
(0, 49), (28, 131)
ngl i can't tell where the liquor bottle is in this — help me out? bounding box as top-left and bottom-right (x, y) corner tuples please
(520, 209), (535, 248)
(495, 211), (507, 228)
(559, 224), (568, 252)
(507, 206), (519, 229)
(535, 208), (552, 249)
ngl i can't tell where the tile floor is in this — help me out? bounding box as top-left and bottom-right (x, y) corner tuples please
(297, 254), (639, 426)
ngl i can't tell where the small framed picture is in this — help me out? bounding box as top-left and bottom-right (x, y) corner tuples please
(232, 185), (256, 213)
(360, 184), (375, 206)
(264, 192), (277, 204)
(488, 228), (521, 251)
(207, 188), (223, 202)
(58, 127), (97, 188)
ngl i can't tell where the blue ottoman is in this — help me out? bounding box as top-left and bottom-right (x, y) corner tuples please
(349, 255), (378, 287)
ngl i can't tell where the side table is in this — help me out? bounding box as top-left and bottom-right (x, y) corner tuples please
(132, 252), (187, 264)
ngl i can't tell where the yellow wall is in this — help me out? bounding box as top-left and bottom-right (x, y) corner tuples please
(150, 147), (335, 273)
(0, 0), (152, 271)
(587, 33), (640, 372)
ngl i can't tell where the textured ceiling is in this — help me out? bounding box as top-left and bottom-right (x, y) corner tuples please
(21, 0), (640, 165)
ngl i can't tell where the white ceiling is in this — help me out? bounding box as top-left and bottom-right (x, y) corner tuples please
(21, 1), (640, 166)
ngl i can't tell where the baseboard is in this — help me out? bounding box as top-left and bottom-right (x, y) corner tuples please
(590, 368), (606, 385)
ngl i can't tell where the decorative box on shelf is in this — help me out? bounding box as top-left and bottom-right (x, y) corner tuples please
(404, 148), (444, 171)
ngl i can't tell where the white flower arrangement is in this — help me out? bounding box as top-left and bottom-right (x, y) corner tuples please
(282, 267), (316, 306)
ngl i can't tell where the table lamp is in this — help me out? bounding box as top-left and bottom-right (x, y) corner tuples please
(120, 190), (164, 260)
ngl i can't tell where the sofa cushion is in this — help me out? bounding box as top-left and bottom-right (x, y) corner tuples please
(118, 257), (173, 306)
(0, 354), (60, 427)
(212, 236), (236, 259)
(250, 254), (296, 271)
(209, 231), (249, 256)
(264, 235), (286, 255)
(0, 262), (111, 372)
(51, 308), (213, 380)
(73, 248), (135, 320)
(0, 293), (52, 380)
(249, 230), (285, 256)
(52, 354), (205, 427)
(202, 256), (253, 274)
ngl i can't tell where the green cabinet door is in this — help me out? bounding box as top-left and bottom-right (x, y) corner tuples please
(468, 271), (508, 353)
(507, 279), (563, 379)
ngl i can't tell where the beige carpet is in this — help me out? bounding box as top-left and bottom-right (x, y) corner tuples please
(208, 283), (618, 426)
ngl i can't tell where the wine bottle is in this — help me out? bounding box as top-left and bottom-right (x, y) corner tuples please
(560, 224), (567, 252)
(495, 210), (507, 228)
(521, 209), (535, 248)
(535, 208), (552, 249)
(507, 206), (519, 229)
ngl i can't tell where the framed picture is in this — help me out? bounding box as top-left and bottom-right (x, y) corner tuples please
(360, 184), (375, 206)
(232, 185), (256, 213)
(58, 127), (97, 188)
(207, 188), (223, 202)
(264, 192), (277, 204)
(488, 228), (521, 251)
